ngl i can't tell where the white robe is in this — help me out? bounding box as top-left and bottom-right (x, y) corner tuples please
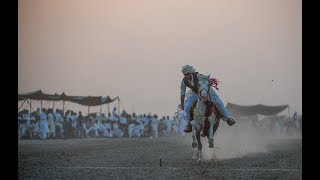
(40, 112), (49, 139)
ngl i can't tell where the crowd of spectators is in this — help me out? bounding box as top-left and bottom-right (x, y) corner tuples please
(18, 107), (187, 140)
(250, 112), (302, 137)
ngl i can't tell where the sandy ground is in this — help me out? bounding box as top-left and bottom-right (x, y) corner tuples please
(18, 123), (302, 180)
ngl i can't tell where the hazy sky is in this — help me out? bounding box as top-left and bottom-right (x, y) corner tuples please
(18, 0), (302, 116)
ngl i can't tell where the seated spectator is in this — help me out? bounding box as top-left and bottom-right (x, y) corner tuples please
(105, 120), (113, 138)
(113, 121), (123, 138)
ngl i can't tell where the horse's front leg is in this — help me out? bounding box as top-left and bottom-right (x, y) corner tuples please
(191, 119), (197, 148)
(208, 115), (216, 148)
(196, 121), (202, 151)
(196, 120), (203, 164)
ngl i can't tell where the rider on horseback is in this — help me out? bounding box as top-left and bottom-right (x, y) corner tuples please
(180, 65), (235, 133)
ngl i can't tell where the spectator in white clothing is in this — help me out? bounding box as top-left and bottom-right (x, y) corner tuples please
(40, 108), (49, 140)
(47, 109), (56, 138)
(151, 114), (159, 138)
(166, 116), (172, 136)
(112, 107), (118, 119)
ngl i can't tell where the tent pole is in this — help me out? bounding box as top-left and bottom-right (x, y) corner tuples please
(108, 103), (110, 115)
(53, 101), (55, 110)
(63, 100), (65, 115)
(118, 98), (120, 117)
(28, 99), (34, 112)
(18, 99), (27, 112)
(88, 106), (90, 115)
(41, 99), (43, 110)
(288, 105), (291, 121)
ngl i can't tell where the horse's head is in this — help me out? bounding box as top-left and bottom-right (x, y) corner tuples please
(197, 74), (210, 102)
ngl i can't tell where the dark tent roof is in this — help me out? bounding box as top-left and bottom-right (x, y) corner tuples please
(66, 94), (118, 106)
(18, 90), (119, 106)
(226, 103), (288, 116)
(18, 90), (44, 101)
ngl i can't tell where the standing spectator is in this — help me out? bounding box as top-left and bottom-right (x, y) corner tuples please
(171, 117), (178, 136)
(151, 114), (159, 138)
(166, 116), (172, 136)
(139, 120), (146, 137)
(76, 111), (85, 138)
(158, 117), (166, 137)
(40, 108), (49, 140)
(19, 119), (27, 139)
(63, 111), (70, 139)
(105, 119), (113, 137)
(53, 109), (63, 131)
(142, 114), (149, 128)
(176, 110), (186, 136)
(112, 107), (118, 119)
(33, 111), (41, 139)
(47, 109), (56, 139)
(23, 109), (31, 126)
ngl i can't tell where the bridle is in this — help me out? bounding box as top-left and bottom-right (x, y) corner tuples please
(196, 78), (214, 120)
(198, 79), (211, 103)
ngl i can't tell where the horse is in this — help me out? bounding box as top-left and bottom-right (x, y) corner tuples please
(190, 74), (222, 163)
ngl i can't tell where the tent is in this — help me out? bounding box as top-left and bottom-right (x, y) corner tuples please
(226, 103), (288, 117)
(18, 90), (119, 114)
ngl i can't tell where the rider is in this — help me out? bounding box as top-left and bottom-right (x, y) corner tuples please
(180, 65), (235, 133)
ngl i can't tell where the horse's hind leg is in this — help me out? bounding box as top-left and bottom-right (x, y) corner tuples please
(191, 120), (197, 148)
(196, 127), (202, 151)
(209, 118), (221, 148)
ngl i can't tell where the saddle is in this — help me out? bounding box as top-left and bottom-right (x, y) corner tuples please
(190, 103), (196, 121)
(188, 101), (223, 137)
(201, 103), (223, 137)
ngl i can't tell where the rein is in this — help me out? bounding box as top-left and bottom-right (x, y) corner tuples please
(197, 82), (214, 118)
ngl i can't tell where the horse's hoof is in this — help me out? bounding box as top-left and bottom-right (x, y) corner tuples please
(192, 141), (197, 148)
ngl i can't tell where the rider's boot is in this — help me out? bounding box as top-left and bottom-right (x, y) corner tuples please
(184, 121), (192, 133)
(227, 118), (235, 126)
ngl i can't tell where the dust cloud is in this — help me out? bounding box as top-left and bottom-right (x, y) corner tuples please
(179, 117), (301, 161)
